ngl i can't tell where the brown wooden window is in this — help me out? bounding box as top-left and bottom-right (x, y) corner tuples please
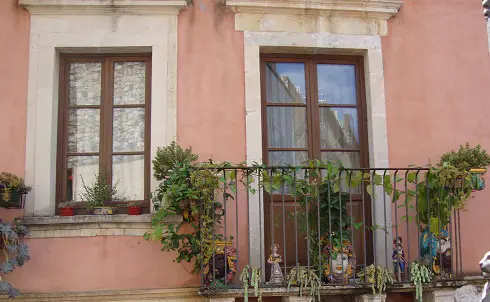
(261, 55), (368, 168)
(56, 54), (151, 213)
(261, 55), (372, 268)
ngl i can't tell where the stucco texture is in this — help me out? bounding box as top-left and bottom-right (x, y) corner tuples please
(0, 0), (29, 176)
(383, 0), (490, 273)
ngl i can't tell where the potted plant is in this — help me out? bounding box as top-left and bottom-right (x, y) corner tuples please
(0, 172), (32, 209)
(440, 142), (490, 191)
(58, 201), (77, 216)
(80, 169), (120, 215)
(128, 202), (142, 215)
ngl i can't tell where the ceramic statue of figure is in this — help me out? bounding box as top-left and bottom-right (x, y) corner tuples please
(323, 240), (356, 283)
(203, 240), (237, 286)
(433, 230), (451, 279)
(480, 251), (490, 302)
(267, 244), (284, 284)
(392, 237), (405, 281)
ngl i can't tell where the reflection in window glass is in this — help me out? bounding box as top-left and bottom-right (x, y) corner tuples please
(265, 63), (306, 104)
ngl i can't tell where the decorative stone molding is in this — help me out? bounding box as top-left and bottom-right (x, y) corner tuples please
(0, 287), (203, 301)
(226, 0), (403, 35)
(17, 214), (181, 238)
(19, 0), (187, 15)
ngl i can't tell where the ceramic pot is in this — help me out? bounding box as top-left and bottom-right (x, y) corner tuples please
(323, 239), (356, 283)
(60, 208), (74, 216)
(469, 168), (486, 191)
(128, 206), (141, 215)
(93, 207), (115, 215)
(203, 240), (237, 286)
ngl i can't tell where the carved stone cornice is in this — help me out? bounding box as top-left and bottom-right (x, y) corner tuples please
(226, 0), (403, 35)
(19, 0), (187, 15)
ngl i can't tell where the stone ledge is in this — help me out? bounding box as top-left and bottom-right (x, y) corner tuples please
(200, 277), (486, 298)
(17, 214), (182, 238)
(19, 0), (188, 15)
(0, 287), (203, 301)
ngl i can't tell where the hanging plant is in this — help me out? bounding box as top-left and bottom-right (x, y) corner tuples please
(411, 260), (432, 302)
(357, 264), (393, 295)
(240, 265), (262, 302)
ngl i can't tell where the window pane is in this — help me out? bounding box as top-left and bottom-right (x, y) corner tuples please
(113, 62), (146, 105)
(269, 151), (308, 166)
(113, 155), (144, 200)
(69, 62), (102, 106)
(113, 108), (145, 152)
(317, 64), (356, 105)
(267, 107), (307, 148)
(321, 152), (360, 169)
(320, 107), (359, 149)
(68, 109), (100, 153)
(66, 156), (99, 202)
(265, 63), (306, 104)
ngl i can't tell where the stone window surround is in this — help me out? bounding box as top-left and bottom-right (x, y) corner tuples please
(226, 0), (403, 269)
(20, 0), (186, 218)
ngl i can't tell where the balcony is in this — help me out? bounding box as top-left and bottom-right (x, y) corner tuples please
(147, 163), (484, 300)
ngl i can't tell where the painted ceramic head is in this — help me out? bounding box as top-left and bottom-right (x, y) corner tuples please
(437, 230), (450, 254)
(323, 243), (355, 282)
(480, 251), (490, 275)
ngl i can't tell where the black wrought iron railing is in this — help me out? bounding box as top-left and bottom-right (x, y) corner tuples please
(197, 165), (474, 290)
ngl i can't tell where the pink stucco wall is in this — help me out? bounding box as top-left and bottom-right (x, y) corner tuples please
(1, 0), (489, 295)
(0, 0), (29, 177)
(383, 0), (490, 273)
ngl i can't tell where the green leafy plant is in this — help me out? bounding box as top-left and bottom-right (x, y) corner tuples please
(411, 260), (432, 302)
(0, 172), (32, 201)
(357, 264), (393, 295)
(240, 265), (262, 302)
(439, 143), (490, 170)
(79, 170), (120, 210)
(287, 266), (321, 301)
(145, 158), (229, 274)
(128, 201), (142, 207)
(152, 141), (199, 181)
(0, 220), (30, 298)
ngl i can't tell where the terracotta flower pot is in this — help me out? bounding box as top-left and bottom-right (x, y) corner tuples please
(60, 207), (74, 216)
(128, 206), (141, 215)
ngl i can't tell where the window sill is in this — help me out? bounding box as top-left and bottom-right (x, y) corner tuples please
(17, 214), (182, 239)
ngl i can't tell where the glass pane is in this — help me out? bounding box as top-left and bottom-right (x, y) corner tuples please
(69, 62), (102, 105)
(113, 155), (145, 200)
(269, 151), (308, 166)
(113, 108), (145, 152)
(317, 64), (356, 105)
(267, 107), (307, 148)
(68, 109), (100, 153)
(265, 63), (306, 104)
(320, 107), (359, 149)
(321, 152), (360, 169)
(113, 62), (146, 105)
(66, 156), (99, 202)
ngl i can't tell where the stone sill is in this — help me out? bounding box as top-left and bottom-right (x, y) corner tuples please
(17, 214), (182, 238)
(200, 277), (486, 298)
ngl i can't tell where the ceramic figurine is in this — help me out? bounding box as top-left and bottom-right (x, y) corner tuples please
(267, 244), (284, 284)
(392, 237), (405, 281)
(433, 231), (451, 278)
(479, 251), (490, 302)
(203, 240), (237, 286)
(323, 239), (356, 283)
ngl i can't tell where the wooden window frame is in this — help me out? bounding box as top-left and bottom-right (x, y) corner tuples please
(56, 54), (152, 215)
(260, 54), (369, 168)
